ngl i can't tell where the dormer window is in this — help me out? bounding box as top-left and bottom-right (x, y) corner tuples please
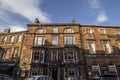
(36, 28), (45, 33)
(64, 28), (74, 33)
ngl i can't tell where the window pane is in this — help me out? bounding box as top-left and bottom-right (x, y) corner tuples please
(52, 36), (58, 45)
(86, 29), (92, 34)
(53, 27), (58, 33)
(17, 35), (22, 42)
(10, 36), (14, 43)
(51, 50), (58, 61)
(0, 49), (3, 60)
(13, 47), (19, 58)
(100, 29), (105, 34)
(88, 41), (96, 54)
(103, 41), (111, 54)
(64, 36), (74, 45)
(64, 28), (74, 33)
(69, 68), (75, 76)
(36, 29), (45, 33)
(5, 48), (10, 59)
(1, 36), (7, 44)
(34, 37), (45, 45)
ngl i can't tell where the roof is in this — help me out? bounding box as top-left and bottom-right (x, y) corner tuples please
(27, 22), (120, 28)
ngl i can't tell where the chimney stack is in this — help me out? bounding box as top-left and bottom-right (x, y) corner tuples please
(34, 18), (40, 24)
(71, 18), (76, 23)
(3, 28), (10, 33)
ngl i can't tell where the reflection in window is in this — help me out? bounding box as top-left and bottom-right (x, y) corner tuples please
(13, 47), (19, 58)
(88, 41), (96, 54)
(68, 68), (75, 76)
(34, 36), (45, 45)
(64, 36), (74, 45)
(9, 36), (14, 43)
(53, 27), (58, 33)
(5, 48), (11, 59)
(17, 35), (22, 42)
(108, 63), (117, 73)
(32, 49), (45, 63)
(100, 29), (105, 34)
(51, 50), (58, 61)
(52, 35), (58, 45)
(91, 63), (101, 79)
(103, 41), (111, 54)
(1, 36), (7, 44)
(64, 49), (75, 62)
(86, 29), (92, 34)
(64, 28), (74, 33)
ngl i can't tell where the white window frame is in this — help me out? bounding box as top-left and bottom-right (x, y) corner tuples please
(34, 36), (45, 45)
(5, 48), (11, 59)
(64, 28), (74, 33)
(1, 36), (7, 44)
(17, 35), (22, 42)
(100, 29), (105, 34)
(86, 29), (92, 34)
(9, 35), (14, 43)
(36, 28), (45, 33)
(103, 41), (111, 54)
(52, 35), (58, 45)
(51, 50), (58, 61)
(63, 49), (75, 62)
(64, 68), (67, 79)
(68, 67), (75, 76)
(92, 65), (101, 79)
(53, 27), (58, 33)
(108, 64), (117, 73)
(64, 36), (74, 45)
(32, 49), (45, 63)
(68, 50), (74, 60)
(88, 41), (96, 54)
(13, 47), (19, 58)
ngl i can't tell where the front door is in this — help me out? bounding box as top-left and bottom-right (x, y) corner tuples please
(52, 67), (58, 80)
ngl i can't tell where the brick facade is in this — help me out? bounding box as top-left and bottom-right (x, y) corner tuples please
(0, 19), (120, 80)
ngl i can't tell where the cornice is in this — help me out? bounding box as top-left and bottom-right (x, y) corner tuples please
(27, 22), (80, 27)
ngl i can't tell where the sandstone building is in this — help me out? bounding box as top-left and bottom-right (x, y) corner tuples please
(0, 18), (120, 80)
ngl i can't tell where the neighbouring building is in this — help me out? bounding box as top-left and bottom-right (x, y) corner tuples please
(0, 18), (120, 80)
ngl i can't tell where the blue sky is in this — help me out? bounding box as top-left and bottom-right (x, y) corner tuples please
(0, 0), (120, 32)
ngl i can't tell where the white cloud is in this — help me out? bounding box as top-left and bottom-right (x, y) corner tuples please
(88, 0), (100, 9)
(88, 0), (108, 23)
(0, 0), (51, 23)
(97, 11), (108, 23)
(10, 25), (27, 32)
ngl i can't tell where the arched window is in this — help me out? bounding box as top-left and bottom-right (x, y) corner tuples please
(91, 62), (101, 79)
(64, 28), (74, 33)
(108, 62), (117, 73)
(36, 28), (45, 33)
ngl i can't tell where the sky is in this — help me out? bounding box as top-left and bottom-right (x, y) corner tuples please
(0, 0), (120, 32)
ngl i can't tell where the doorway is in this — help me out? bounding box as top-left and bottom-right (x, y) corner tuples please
(52, 67), (58, 80)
